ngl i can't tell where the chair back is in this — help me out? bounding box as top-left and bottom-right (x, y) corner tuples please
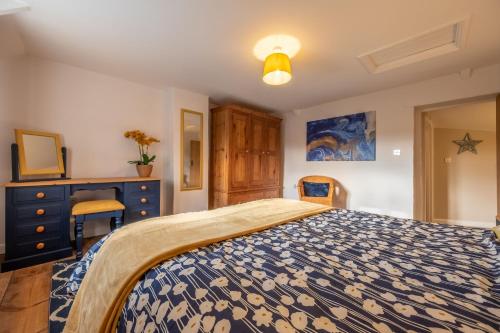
(297, 175), (335, 206)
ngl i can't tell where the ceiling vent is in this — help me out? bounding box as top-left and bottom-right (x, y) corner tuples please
(358, 17), (470, 74)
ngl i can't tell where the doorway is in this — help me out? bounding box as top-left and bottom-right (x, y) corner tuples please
(414, 95), (499, 228)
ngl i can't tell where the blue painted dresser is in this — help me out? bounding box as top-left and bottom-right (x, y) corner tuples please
(2, 177), (161, 271)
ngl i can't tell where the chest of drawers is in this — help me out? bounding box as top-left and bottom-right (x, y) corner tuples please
(2, 177), (161, 272)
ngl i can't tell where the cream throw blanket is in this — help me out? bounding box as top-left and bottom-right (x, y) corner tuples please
(63, 198), (330, 333)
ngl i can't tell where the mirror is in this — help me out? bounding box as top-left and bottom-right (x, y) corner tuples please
(15, 129), (65, 176)
(181, 109), (203, 190)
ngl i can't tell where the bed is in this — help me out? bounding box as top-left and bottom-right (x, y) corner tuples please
(60, 199), (499, 333)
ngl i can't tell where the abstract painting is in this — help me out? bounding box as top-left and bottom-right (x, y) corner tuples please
(306, 111), (376, 161)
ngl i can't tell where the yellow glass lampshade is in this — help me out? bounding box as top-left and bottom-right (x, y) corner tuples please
(262, 52), (292, 85)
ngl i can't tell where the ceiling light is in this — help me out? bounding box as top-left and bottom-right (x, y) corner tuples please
(254, 35), (300, 86)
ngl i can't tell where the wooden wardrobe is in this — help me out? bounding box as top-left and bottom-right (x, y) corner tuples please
(209, 104), (282, 208)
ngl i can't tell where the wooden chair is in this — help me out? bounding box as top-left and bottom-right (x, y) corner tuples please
(72, 199), (125, 260)
(297, 175), (336, 206)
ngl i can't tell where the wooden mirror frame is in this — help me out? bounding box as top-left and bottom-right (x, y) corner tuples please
(180, 109), (203, 191)
(15, 129), (65, 176)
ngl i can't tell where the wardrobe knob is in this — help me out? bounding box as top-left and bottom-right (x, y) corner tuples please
(140, 210), (148, 216)
(36, 242), (45, 250)
(36, 192), (46, 199)
(140, 197), (148, 204)
(35, 225), (45, 233)
(36, 209), (45, 216)
(140, 185), (148, 191)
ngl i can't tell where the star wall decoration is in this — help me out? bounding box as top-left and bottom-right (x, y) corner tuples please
(452, 133), (483, 154)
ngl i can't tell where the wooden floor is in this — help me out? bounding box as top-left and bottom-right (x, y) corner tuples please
(0, 237), (101, 333)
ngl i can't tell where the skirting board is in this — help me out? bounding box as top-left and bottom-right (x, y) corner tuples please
(432, 218), (494, 229)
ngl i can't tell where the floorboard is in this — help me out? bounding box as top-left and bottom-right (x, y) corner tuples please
(0, 236), (102, 333)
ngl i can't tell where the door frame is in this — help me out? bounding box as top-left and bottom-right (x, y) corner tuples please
(413, 93), (499, 221)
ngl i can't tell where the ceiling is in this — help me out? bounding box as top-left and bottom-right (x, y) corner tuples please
(9, 0), (500, 112)
(429, 100), (496, 131)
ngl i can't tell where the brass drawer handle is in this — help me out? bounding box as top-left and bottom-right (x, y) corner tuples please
(36, 192), (46, 199)
(35, 225), (45, 233)
(36, 242), (45, 250)
(140, 210), (148, 216)
(36, 209), (46, 216)
(140, 197), (148, 204)
(140, 185), (148, 191)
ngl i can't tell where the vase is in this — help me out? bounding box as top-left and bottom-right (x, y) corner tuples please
(136, 164), (153, 177)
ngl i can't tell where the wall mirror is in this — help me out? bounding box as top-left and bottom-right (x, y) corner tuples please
(15, 129), (65, 176)
(181, 109), (203, 191)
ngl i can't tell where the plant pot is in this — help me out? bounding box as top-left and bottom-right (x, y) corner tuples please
(136, 164), (153, 177)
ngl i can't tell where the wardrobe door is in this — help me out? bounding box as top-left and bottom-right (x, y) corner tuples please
(264, 119), (281, 186)
(229, 111), (250, 190)
(249, 116), (267, 187)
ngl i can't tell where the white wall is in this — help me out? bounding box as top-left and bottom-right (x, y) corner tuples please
(433, 128), (496, 226)
(283, 63), (500, 219)
(168, 88), (209, 214)
(0, 55), (211, 252)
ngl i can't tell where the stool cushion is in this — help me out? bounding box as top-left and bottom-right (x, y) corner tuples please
(72, 200), (125, 216)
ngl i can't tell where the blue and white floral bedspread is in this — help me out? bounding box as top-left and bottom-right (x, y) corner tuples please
(70, 209), (500, 333)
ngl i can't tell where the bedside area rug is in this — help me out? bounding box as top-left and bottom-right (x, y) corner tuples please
(49, 260), (76, 333)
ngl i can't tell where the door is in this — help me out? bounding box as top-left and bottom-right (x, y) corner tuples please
(249, 116), (267, 187)
(229, 111), (250, 189)
(264, 119), (281, 186)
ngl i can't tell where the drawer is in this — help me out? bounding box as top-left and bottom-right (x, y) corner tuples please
(126, 206), (160, 221)
(16, 219), (62, 238)
(124, 181), (160, 196)
(15, 202), (64, 220)
(14, 236), (63, 257)
(228, 191), (265, 205)
(125, 193), (158, 209)
(13, 186), (65, 204)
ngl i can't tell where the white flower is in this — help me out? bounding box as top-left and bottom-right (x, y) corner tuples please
(173, 282), (188, 295)
(424, 292), (447, 305)
(294, 270), (309, 280)
(274, 273), (289, 285)
(241, 278), (252, 287)
(155, 301), (170, 324)
(168, 300), (189, 321)
(247, 293), (265, 306)
(359, 275), (374, 283)
(297, 294), (315, 307)
(408, 294), (427, 304)
(465, 293), (485, 303)
(344, 285), (362, 298)
(486, 307), (500, 317)
(144, 321), (156, 333)
(232, 306), (247, 320)
(366, 271), (380, 279)
(136, 294), (149, 311)
(392, 281), (410, 291)
(262, 279), (276, 291)
(210, 277), (228, 288)
(234, 266), (246, 274)
(180, 267), (196, 276)
(316, 278), (331, 287)
(458, 324), (485, 333)
(445, 273), (465, 284)
(181, 314), (201, 333)
(213, 319), (231, 333)
(199, 301), (214, 314)
(405, 277), (423, 287)
(340, 270), (355, 279)
(393, 303), (417, 317)
(281, 295), (295, 305)
(425, 308), (456, 323)
(381, 292), (397, 302)
(425, 275), (441, 283)
(215, 300), (228, 312)
(195, 288), (208, 300)
(290, 279), (308, 288)
(280, 251), (291, 258)
(372, 322), (394, 333)
(158, 284), (171, 296)
(312, 316), (337, 333)
(230, 290), (241, 301)
(330, 306), (348, 320)
(363, 299), (384, 315)
(212, 262), (226, 270)
(276, 319), (296, 333)
(134, 311), (147, 333)
(150, 299), (160, 316)
(252, 307), (273, 327)
(202, 316), (215, 331)
(277, 305), (289, 317)
(290, 312), (308, 330)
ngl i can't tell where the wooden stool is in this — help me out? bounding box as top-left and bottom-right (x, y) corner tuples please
(72, 199), (125, 260)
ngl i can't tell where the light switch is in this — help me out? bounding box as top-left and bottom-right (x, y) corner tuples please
(392, 149), (401, 156)
(444, 157), (452, 164)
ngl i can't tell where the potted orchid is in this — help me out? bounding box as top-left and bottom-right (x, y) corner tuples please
(124, 130), (160, 177)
